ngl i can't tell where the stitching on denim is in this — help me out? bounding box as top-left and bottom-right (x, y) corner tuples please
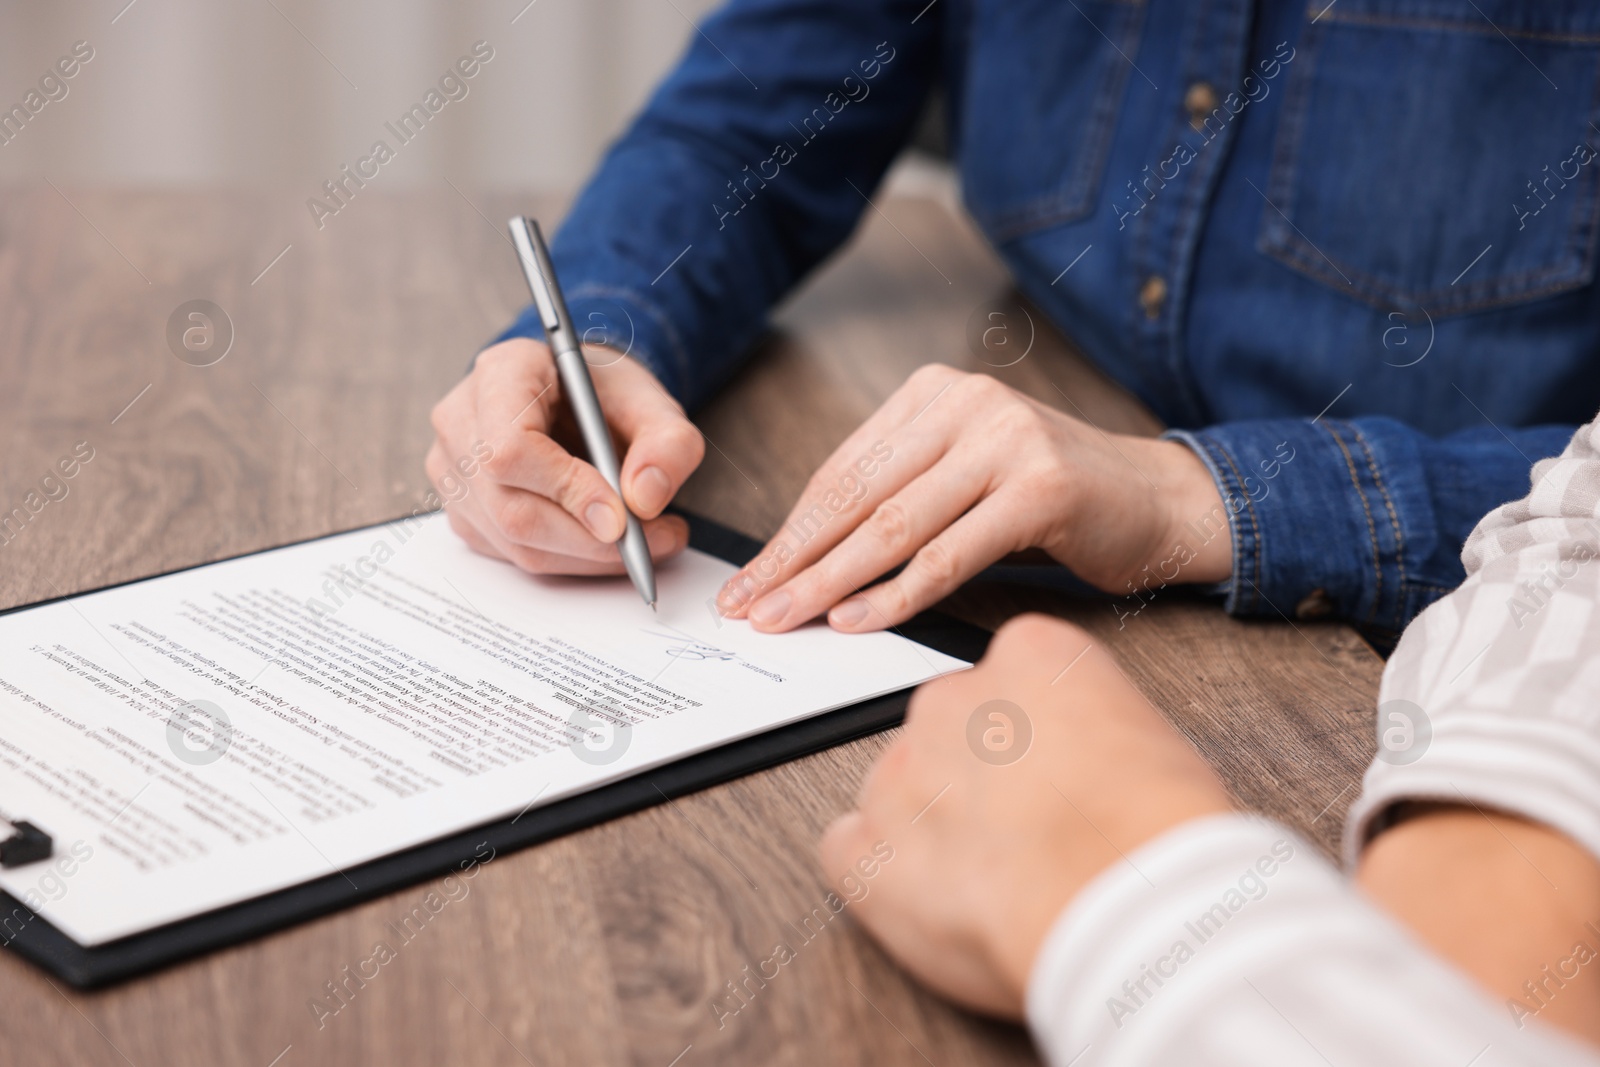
(1266, 237), (1595, 314)
(1200, 436), (1254, 613)
(1312, 8), (1600, 44)
(1324, 422), (1383, 625)
(1352, 424), (1407, 627)
(978, 1), (1149, 242)
(1262, 10), (1600, 314)
(1164, 430), (1250, 612)
(1125, 0), (1157, 348)
(1126, 0), (1199, 345)
(1210, 439), (1263, 614)
(1261, 18), (1322, 241)
(1563, 57), (1600, 279)
(1157, 0), (1248, 425)
(1124, 0), (1173, 369)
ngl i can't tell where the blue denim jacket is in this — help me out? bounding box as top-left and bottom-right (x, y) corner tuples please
(497, 0), (1600, 639)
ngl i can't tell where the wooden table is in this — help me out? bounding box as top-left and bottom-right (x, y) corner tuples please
(0, 184), (1384, 1066)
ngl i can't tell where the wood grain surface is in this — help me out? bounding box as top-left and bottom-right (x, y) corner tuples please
(0, 183), (1384, 1067)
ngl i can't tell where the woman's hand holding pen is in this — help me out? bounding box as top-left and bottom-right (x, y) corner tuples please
(428, 354), (1229, 620)
(715, 364), (1232, 632)
(426, 337), (702, 574)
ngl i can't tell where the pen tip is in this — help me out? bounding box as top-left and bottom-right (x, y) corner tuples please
(649, 600), (658, 613)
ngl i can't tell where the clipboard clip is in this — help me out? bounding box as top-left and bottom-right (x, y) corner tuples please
(0, 812), (53, 868)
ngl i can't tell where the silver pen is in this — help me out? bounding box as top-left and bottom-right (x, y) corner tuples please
(508, 216), (657, 610)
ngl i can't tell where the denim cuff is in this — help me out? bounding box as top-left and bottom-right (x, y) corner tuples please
(1164, 418), (1435, 634)
(492, 283), (691, 404)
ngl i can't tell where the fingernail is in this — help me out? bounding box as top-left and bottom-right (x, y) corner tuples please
(830, 598), (869, 628)
(632, 466), (671, 515)
(716, 574), (756, 617)
(748, 591), (791, 628)
(585, 501), (623, 542)
(647, 523), (685, 555)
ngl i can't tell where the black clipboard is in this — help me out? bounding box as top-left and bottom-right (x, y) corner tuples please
(0, 509), (991, 988)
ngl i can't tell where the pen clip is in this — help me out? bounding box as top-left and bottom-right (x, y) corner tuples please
(508, 216), (563, 335)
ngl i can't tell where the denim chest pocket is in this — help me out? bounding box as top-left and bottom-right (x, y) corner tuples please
(958, 0), (1147, 242)
(1261, 0), (1600, 314)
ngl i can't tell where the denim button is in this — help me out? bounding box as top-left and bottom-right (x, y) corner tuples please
(1184, 82), (1217, 131)
(1139, 275), (1167, 320)
(1295, 588), (1336, 620)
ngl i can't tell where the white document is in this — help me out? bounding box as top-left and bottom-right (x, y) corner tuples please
(0, 513), (966, 946)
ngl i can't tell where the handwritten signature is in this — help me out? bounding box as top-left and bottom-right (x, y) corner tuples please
(639, 626), (739, 662)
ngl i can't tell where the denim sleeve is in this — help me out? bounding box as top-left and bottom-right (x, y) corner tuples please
(493, 0), (942, 410)
(1163, 418), (1577, 641)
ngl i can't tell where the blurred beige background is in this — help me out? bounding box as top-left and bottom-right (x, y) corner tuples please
(0, 0), (724, 190)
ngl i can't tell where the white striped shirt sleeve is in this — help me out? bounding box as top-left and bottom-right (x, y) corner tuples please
(1025, 816), (1597, 1066)
(1027, 414), (1600, 1066)
(1346, 417), (1600, 865)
